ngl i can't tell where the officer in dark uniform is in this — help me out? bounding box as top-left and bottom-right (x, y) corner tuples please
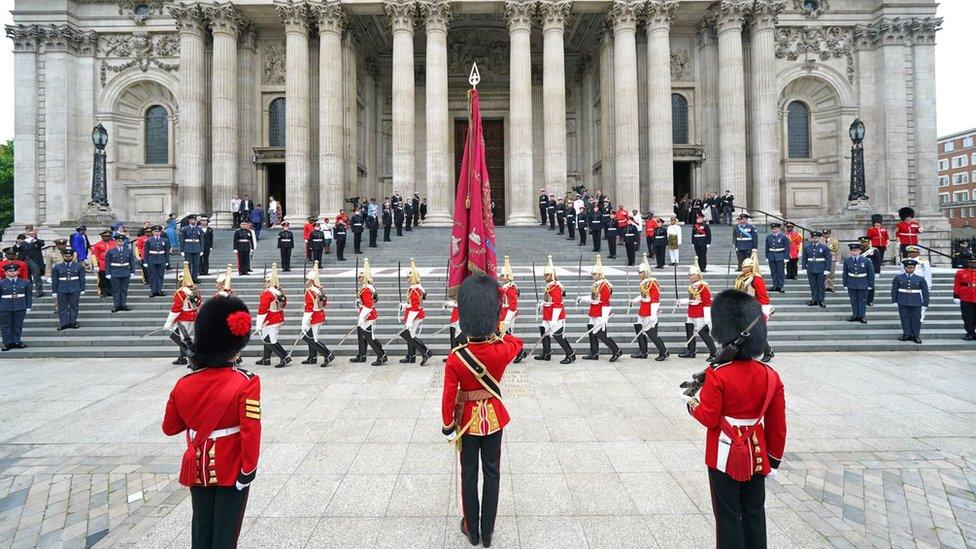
(733, 213), (759, 267)
(105, 234), (135, 312)
(692, 212), (712, 271)
(51, 249), (85, 330)
(842, 242), (874, 323)
(538, 189), (548, 225)
(144, 225), (169, 296)
(333, 219), (347, 261)
(404, 202), (414, 231)
(589, 205), (603, 253)
(200, 217), (214, 275)
(555, 199), (566, 235)
(277, 221), (295, 271)
(622, 219), (640, 266)
(180, 214), (205, 283)
(892, 258), (929, 343)
(393, 202), (405, 236)
(233, 221), (255, 275)
(566, 202), (576, 241)
(801, 231), (831, 307)
(442, 275), (524, 547)
(411, 193), (421, 227)
(382, 205), (393, 242)
(367, 212), (379, 248)
(604, 215), (618, 259)
(350, 209), (365, 254)
(546, 195), (556, 230)
(0, 263), (32, 351)
(653, 221), (669, 268)
(308, 224), (325, 265)
(764, 223), (789, 292)
(576, 205), (587, 246)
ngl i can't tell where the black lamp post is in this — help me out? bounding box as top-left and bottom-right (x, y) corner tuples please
(848, 117), (868, 201)
(89, 123), (109, 207)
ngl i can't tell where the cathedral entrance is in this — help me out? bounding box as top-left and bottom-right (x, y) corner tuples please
(454, 118), (506, 226)
(267, 164), (285, 221)
(673, 162), (692, 202)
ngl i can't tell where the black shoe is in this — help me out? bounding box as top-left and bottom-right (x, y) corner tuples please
(420, 350), (433, 366)
(847, 316), (857, 322)
(255, 358), (271, 365)
(912, 337), (922, 344)
(399, 355), (416, 364)
(705, 354), (717, 362)
(630, 352), (647, 359)
(1, 345), (9, 352)
(111, 308), (118, 313)
(678, 351), (696, 358)
(301, 357), (317, 364)
(70, 323), (79, 329)
(897, 335), (909, 341)
(461, 519), (479, 546)
(173, 357), (188, 365)
(807, 301), (817, 306)
(778, 288), (785, 293)
(482, 531), (493, 548)
(534, 353), (552, 361)
(274, 357), (293, 368)
(859, 318), (867, 324)
(761, 352), (774, 363)
(513, 349), (528, 363)
(371, 354), (388, 366)
(819, 302), (826, 308)
(965, 334), (976, 341)
(581, 354), (599, 360)
(826, 288), (835, 293)
(349, 355), (367, 363)
(57, 326), (67, 331)
(609, 351), (623, 362)
(654, 351), (670, 362)
(559, 353), (576, 364)
(322, 352), (335, 366)
(121, 306), (131, 311)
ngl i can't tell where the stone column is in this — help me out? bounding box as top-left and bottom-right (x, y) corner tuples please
(609, 1), (641, 207)
(875, 19), (909, 212)
(853, 27), (883, 207)
(579, 56), (594, 190)
(313, 1), (347, 217)
(421, 1), (453, 225)
(748, 0), (784, 216)
(276, 1), (312, 224)
(40, 26), (82, 223)
(238, 28), (258, 207)
(598, 28), (615, 197)
(206, 4), (241, 222)
(696, 20), (719, 196)
(911, 18), (941, 215)
(6, 25), (40, 224)
(644, 0), (677, 216)
(505, 0), (537, 225)
(712, 0), (748, 205)
(540, 1), (572, 198)
(168, 4), (208, 218)
(385, 1), (416, 198)
(342, 32), (358, 197)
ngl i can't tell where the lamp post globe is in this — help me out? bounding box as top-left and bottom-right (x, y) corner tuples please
(849, 118), (865, 145)
(847, 117), (868, 202)
(92, 122), (108, 150)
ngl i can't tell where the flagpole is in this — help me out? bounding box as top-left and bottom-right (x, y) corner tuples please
(466, 63), (480, 210)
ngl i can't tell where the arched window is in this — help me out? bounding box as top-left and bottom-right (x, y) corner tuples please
(269, 97), (286, 147)
(671, 93), (689, 144)
(787, 100), (811, 159)
(144, 105), (169, 164)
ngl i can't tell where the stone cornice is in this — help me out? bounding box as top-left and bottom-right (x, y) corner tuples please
(643, 0), (677, 30)
(419, 1), (453, 33)
(750, 0), (786, 31)
(205, 2), (246, 37)
(5, 24), (41, 52)
(385, 1), (417, 34)
(35, 24), (99, 54)
(538, 1), (573, 32)
(607, 1), (641, 32)
(710, 0), (749, 34)
(311, 1), (348, 36)
(853, 17), (941, 48)
(275, 0), (311, 34)
(168, 3), (207, 36)
(505, 1), (535, 32)
(908, 17), (941, 45)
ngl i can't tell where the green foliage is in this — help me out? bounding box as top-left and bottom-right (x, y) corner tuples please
(0, 140), (12, 232)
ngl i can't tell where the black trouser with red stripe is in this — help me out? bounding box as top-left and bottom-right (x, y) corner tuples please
(708, 468), (767, 549)
(190, 486), (249, 549)
(460, 429), (502, 540)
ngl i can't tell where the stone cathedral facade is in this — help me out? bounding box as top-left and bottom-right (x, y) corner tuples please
(7, 0), (946, 231)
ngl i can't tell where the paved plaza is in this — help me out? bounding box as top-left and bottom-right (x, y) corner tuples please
(1, 352), (975, 548)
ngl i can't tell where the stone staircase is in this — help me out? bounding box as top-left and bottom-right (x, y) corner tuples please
(8, 223), (972, 361)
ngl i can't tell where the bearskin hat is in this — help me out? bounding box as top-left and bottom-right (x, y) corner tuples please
(870, 213), (884, 225)
(191, 295), (252, 368)
(898, 207), (915, 221)
(711, 289), (768, 360)
(458, 274), (501, 338)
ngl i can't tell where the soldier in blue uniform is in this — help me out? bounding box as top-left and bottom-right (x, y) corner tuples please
(604, 215), (618, 259)
(801, 231), (831, 307)
(0, 263), (32, 351)
(351, 209), (365, 254)
(588, 205), (603, 252)
(277, 221), (295, 271)
(733, 213), (759, 267)
(105, 234), (135, 312)
(51, 249), (86, 330)
(144, 225), (170, 297)
(179, 214), (205, 283)
(891, 258), (929, 343)
(842, 242), (875, 324)
(764, 223), (789, 292)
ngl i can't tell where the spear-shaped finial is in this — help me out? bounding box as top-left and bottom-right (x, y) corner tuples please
(469, 62), (481, 89)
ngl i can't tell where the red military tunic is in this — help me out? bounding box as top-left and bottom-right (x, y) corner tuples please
(542, 281), (567, 321)
(737, 275), (772, 319)
(450, 305), (460, 325)
(954, 268), (976, 303)
(258, 288), (285, 325)
(402, 285), (426, 322)
(304, 286), (326, 324)
(689, 360), (787, 475)
(0, 259), (29, 280)
(644, 217), (658, 237)
(588, 280), (613, 318)
(867, 226), (889, 248)
(163, 367), (261, 487)
(172, 286), (200, 323)
(358, 284), (378, 321)
(688, 281), (712, 318)
(895, 220), (921, 245)
(91, 240), (117, 272)
(441, 334), (523, 436)
(500, 283), (519, 318)
(786, 231), (802, 260)
(638, 278), (660, 317)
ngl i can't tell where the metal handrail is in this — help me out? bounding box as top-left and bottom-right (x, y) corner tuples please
(731, 205), (813, 235)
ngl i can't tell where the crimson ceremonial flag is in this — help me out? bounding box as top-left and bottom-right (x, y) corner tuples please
(447, 86), (497, 298)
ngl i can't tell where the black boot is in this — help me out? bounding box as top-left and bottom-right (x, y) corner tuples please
(349, 327), (368, 362)
(761, 341), (774, 362)
(649, 327), (669, 361)
(400, 330), (416, 363)
(272, 342), (292, 368)
(302, 332), (318, 364)
(597, 328), (622, 362)
(368, 331), (387, 366)
(534, 326), (551, 360)
(631, 323), (647, 359)
(700, 326), (717, 361)
(316, 341), (335, 366)
(678, 323), (696, 358)
(582, 324), (599, 359)
(256, 336), (273, 365)
(414, 337), (433, 365)
(555, 329), (575, 364)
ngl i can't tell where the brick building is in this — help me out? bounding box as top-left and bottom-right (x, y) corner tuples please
(938, 128), (976, 236)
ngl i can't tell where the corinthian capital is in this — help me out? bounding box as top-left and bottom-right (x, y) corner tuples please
(275, 0), (311, 33)
(385, 1), (417, 34)
(168, 2), (207, 35)
(750, 0), (785, 30)
(710, 0), (748, 33)
(311, 1), (347, 35)
(643, 0), (677, 29)
(538, 1), (573, 32)
(206, 3), (245, 36)
(505, 1), (535, 32)
(5, 24), (41, 52)
(419, 1), (452, 33)
(608, 1), (641, 32)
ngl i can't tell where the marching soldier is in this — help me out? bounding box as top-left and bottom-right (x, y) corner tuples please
(953, 257), (976, 340)
(802, 231), (831, 308)
(52, 249), (85, 330)
(145, 225), (169, 296)
(277, 221), (294, 271)
(784, 222), (803, 280)
(891, 258), (929, 343)
(576, 256), (623, 362)
(441, 274), (524, 548)
(180, 214), (205, 283)
(764, 223), (788, 293)
(629, 254), (668, 361)
(164, 264), (201, 366)
(200, 217), (214, 276)
(734, 251), (775, 362)
(307, 223), (325, 266)
(692, 212), (712, 271)
(902, 245), (933, 322)
(398, 259), (433, 365)
(0, 263), (31, 351)
(498, 256), (528, 363)
(333, 217), (348, 262)
(255, 264), (291, 368)
(445, 298), (463, 350)
(105, 234), (135, 312)
(352, 258), (387, 365)
(622, 218), (640, 267)
(859, 236), (881, 306)
(842, 243), (874, 324)
(215, 265), (235, 297)
(683, 290), (787, 549)
(895, 207), (922, 259)
(91, 229), (117, 298)
(301, 262), (335, 366)
(867, 214), (889, 271)
(161, 294), (261, 549)
(733, 213), (759, 267)
(535, 255), (575, 363)
(233, 221), (255, 275)
(678, 260), (717, 360)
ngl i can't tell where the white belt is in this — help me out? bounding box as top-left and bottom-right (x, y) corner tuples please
(725, 416), (759, 427)
(693, 234), (708, 238)
(736, 237), (753, 241)
(184, 239), (200, 243)
(1, 294), (26, 299)
(188, 426), (240, 440)
(110, 263), (129, 267)
(898, 289), (921, 293)
(237, 240), (251, 243)
(61, 276), (79, 281)
(808, 258), (826, 261)
(768, 248), (785, 252)
(149, 250), (165, 254)
(312, 239), (323, 242)
(848, 273), (867, 278)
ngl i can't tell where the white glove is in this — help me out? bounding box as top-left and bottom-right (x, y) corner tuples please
(180, 252), (185, 257)
(235, 481), (248, 491)
(630, 296), (641, 304)
(254, 314), (267, 334)
(105, 274), (111, 279)
(954, 298), (961, 305)
(767, 468), (779, 480)
(52, 293), (57, 298)
(26, 308), (31, 313)
(234, 249), (239, 254)
(358, 307), (372, 324)
(81, 291), (85, 296)
(301, 312), (312, 333)
(575, 295), (584, 305)
(679, 391), (694, 404)
(163, 312), (179, 331)
(678, 298), (689, 306)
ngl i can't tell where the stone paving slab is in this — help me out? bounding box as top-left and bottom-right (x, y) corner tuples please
(0, 353), (974, 548)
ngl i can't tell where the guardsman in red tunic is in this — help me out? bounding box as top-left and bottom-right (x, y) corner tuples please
(678, 260), (718, 360)
(498, 256), (528, 363)
(214, 264), (235, 298)
(536, 255), (575, 363)
(301, 261), (335, 366)
(734, 250), (775, 362)
(398, 258), (433, 365)
(441, 274), (524, 548)
(352, 258), (388, 365)
(255, 263), (291, 368)
(629, 254), (669, 361)
(164, 263), (201, 366)
(683, 290), (787, 549)
(866, 213), (889, 271)
(784, 222), (803, 280)
(895, 207), (922, 258)
(954, 257), (976, 340)
(90, 230), (118, 298)
(162, 295), (261, 549)
(576, 255), (623, 361)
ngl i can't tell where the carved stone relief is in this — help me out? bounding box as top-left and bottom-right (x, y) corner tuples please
(263, 42), (286, 85)
(670, 50), (691, 80)
(446, 29), (510, 77)
(774, 26), (854, 83)
(99, 31), (179, 85)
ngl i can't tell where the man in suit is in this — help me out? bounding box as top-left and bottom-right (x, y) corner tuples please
(200, 216), (214, 276)
(238, 194), (254, 225)
(412, 193), (421, 227)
